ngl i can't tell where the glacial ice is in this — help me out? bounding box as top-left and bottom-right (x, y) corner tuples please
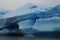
(0, 3), (60, 35)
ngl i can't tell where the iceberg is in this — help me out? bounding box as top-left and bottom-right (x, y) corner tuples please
(0, 3), (60, 36)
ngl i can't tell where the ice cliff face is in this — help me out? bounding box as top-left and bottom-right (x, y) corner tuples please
(0, 3), (60, 35)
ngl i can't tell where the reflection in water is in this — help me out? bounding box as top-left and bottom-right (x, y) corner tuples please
(0, 36), (60, 40)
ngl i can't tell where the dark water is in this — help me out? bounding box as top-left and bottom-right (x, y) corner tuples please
(0, 36), (60, 40)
